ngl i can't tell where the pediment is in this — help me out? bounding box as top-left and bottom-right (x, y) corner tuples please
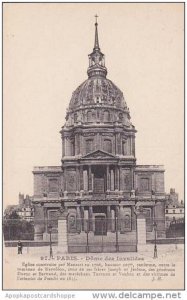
(82, 150), (117, 160)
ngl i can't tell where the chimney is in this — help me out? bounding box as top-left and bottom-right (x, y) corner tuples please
(19, 193), (24, 205)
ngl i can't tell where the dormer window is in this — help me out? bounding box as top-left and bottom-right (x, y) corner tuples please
(87, 110), (92, 122)
(74, 113), (78, 123)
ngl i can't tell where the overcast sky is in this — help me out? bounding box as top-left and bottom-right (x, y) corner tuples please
(3, 3), (184, 206)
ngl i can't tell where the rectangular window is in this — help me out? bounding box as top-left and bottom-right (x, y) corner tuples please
(104, 139), (112, 153)
(140, 178), (149, 191)
(48, 178), (58, 192)
(86, 139), (93, 153)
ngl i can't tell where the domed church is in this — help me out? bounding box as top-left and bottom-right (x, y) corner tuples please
(33, 19), (166, 252)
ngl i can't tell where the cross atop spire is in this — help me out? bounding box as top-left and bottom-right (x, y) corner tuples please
(87, 16), (107, 78)
(94, 14), (100, 50)
(95, 14), (98, 24)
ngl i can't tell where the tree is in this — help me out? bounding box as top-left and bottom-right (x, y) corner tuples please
(3, 210), (34, 240)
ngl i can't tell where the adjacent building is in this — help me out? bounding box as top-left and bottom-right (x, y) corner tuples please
(165, 188), (184, 229)
(17, 193), (34, 222)
(4, 193), (34, 222)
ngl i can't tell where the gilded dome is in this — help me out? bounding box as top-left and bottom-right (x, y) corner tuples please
(65, 20), (133, 128)
(69, 77), (127, 111)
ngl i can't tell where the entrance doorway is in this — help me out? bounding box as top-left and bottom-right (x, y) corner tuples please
(95, 216), (107, 235)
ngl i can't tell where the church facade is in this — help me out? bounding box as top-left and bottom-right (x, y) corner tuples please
(33, 20), (166, 251)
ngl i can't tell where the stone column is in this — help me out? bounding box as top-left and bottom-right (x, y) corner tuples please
(75, 134), (80, 156)
(118, 167), (121, 191)
(91, 173), (94, 192)
(64, 137), (67, 156)
(74, 134), (77, 155)
(62, 136), (65, 158)
(44, 207), (48, 235)
(88, 165), (92, 192)
(64, 168), (67, 197)
(58, 211), (69, 253)
(84, 209), (89, 232)
(106, 165), (110, 192)
(115, 133), (117, 155)
(110, 169), (115, 191)
(80, 206), (84, 231)
(76, 206), (81, 233)
(83, 169), (88, 191)
(80, 135), (83, 155)
(115, 167), (119, 191)
(107, 206), (111, 232)
(65, 137), (71, 156)
(111, 208), (115, 232)
(118, 133), (121, 154)
(89, 206), (93, 231)
(76, 166), (79, 193)
(80, 166), (84, 192)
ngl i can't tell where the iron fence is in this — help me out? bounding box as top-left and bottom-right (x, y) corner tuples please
(3, 217), (184, 254)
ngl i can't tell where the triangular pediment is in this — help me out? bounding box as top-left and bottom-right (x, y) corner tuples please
(82, 150), (117, 159)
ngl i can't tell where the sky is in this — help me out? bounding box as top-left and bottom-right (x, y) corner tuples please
(3, 3), (184, 206)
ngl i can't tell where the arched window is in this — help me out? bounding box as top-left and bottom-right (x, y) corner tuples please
(71, 140), (75, 156)
(119, 113), (123, 122)
(104, 110), (110, 122)
(87, 110), (92, 122)
(122, 141), (127, 155)
(104, 139), (112, 153)
(86, 139), (93, 153)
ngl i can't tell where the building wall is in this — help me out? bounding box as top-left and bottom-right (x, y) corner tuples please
(134, 168), (165, 193)
(33, 168), (63, 197)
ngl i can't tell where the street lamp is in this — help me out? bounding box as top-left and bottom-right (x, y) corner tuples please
(153, 221), (157, 258)
(48, 224), (53, 258)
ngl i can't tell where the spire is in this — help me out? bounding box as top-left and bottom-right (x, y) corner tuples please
(94, 15), (100, 51)
(87, 16), (107, 78)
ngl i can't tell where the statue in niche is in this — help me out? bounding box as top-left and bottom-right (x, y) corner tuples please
(68, 214), (77, 233)
(124, 215), (131, 229)
(124, 175), (130, 188)
(68, 174), (76, 191)
(134, 203), (144, 215)
(69, 215), (75, 226)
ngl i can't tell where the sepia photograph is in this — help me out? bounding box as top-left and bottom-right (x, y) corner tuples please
(2, 2), (184, 291)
